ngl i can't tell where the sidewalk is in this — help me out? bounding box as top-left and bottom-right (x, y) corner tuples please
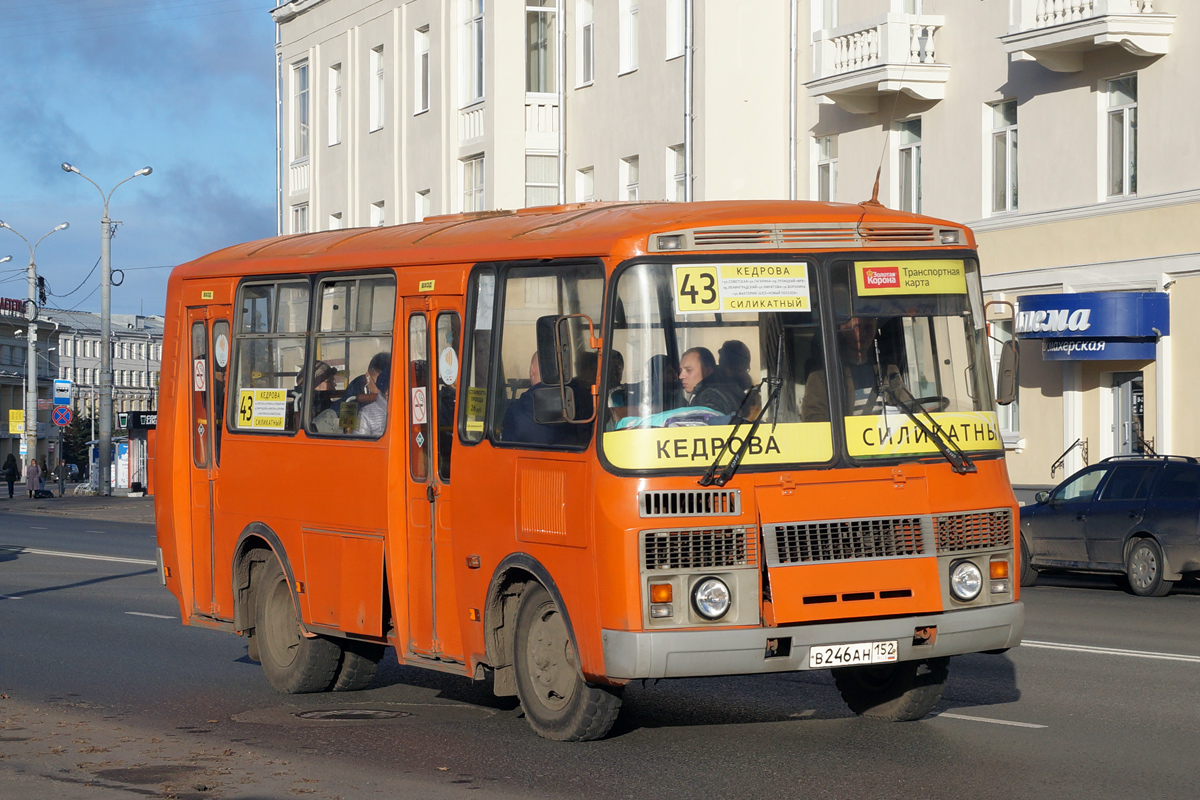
(0, 487), (155, 525)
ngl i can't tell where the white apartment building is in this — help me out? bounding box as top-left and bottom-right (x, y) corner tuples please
(273, 0), (1199, 490)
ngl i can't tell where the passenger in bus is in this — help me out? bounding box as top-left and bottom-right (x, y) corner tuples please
(309, 361), (344, 434)
(355, 367), (390, 436)
(679, 347), (742, 415)
(715, 339), (761, 417)
(801, 314), (897, 422)
(503, 353), (558, 444)
(645, 354), (684, 411)
(342, 352), (391, 409)
(605, 350), (627, 426)
(291, 360), (338, 431)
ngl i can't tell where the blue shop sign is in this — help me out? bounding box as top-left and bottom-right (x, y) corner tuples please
(1015, 292), (1169, 339)
(1041, 337), (1158, 361)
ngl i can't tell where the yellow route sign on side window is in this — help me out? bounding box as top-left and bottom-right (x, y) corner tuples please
(854, 260), (966, 296)
(237, 388), (288, 429)
(673, 263), (810, 314)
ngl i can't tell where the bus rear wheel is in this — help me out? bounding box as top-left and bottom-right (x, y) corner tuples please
(513, 584), (622, 741)
(256, 557), (342, 693)
(332, 641), (386, 692)
(832, 657), (949, 721)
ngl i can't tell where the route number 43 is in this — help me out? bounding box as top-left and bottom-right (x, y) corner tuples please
(675, 266), (720, 312)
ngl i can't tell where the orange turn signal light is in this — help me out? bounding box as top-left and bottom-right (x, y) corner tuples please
(649, 583), (673, 603)
(990, 560), (1010, 580)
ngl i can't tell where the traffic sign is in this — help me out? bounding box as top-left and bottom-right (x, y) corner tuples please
(118, 412), (129, 429)
(52, 407), (73, 427)
(54, 378), (72, 406)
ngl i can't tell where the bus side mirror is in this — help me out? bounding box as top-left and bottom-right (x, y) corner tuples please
(535, 315), (562, 387)
(535, 313), (599, 424)
(531, 384), (575, 424)
(996, 339), (1019, 406)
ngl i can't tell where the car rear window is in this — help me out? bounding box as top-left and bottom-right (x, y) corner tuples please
(1098, 465), (1156, 502)
(1150, 464), (1200, 501)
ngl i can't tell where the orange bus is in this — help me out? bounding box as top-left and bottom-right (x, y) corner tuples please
(155, 201), (1022, 740)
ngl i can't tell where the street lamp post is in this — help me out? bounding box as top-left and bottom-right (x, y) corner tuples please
(62, 163), (152, 496)
(0, 222), (69, 471)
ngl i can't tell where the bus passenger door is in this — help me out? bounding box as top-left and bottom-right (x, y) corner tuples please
(186, 306), (232, 618)
(402, 298), (464, 661)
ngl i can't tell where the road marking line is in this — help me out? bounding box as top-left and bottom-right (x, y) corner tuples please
(939, 713), (1047, 729)
(85, 530), (107, 534)
(1023, 639), (1200, 664)
(125, 612), (175, 620)
(0, 544), (155, 566)
(0, 595), (23, 600)
(30, 526), (48, 530)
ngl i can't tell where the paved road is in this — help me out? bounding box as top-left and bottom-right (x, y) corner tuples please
(3, 510), (1199, 799)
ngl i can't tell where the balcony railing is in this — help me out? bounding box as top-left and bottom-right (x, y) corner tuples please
(807, 14), (950, 114)
(459, 105), (484, 142)
(525, 95), (559, 150)
(1002, 0), (1174, 72)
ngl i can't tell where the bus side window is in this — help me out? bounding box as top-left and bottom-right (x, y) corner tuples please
(309, 274), (396, 437)
(191, 321), (209, 467)
(231, 280), (310, 434)
(211, 320), (229, 464)
(435, 312), (461, 480)
(460, 267), (495, 444)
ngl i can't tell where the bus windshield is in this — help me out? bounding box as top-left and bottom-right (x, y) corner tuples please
(600, 257), (1001, 474)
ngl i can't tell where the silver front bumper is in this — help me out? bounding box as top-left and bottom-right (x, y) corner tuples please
(602, 602), (1023, 680)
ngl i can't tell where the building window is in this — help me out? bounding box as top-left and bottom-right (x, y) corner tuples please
(328, 64), (342, 145)
(821, 0), (837, 30)
(415, 189), (431, 221)
(668, 144), (686, 201)
(370, 46), (385, 131)
(526, 1), (556, 93)
(462, 154), (485, 212)
(991, 100), (1017, 213)
(904, 0), (923, 13)
(575, 167), (594, 202)
(371, 201), (385, 227)
(666, 0), (685, 59)
(577, 0), (593, 86)
(816, 135), (837, 202)
(415, 27), (430, 114)
(464, 0), (485, 103)
(619, 0), (638, 74)
(898, 118), (921, 213)
(620, 155), (639, 201)
(292, 204), (309, 234)
(293, 61), (309, 161)
(1108, 74), (1137, 198)
(526, 153), (559, 207)
(328, 212), (342, 230)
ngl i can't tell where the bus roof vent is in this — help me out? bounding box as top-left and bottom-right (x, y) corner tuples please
(690, 227), (775, 249)
(859, 224), (938, 244)
(639, 489), (741, 518)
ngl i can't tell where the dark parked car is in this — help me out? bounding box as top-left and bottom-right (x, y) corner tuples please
(1020, 455), (1200, 596)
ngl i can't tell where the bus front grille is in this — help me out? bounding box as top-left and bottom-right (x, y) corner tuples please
(639, 489), (741, 518)
(933, 509), (1013, 552)
(766, 517), (929, 565)
(641, 527), (757, 571)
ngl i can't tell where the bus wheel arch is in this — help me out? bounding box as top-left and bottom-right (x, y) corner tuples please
(232, 523), (291, 637)
(484, 554), (582, 699)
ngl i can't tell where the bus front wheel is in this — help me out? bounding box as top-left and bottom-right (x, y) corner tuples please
(256, 557), (342, 693)
(513, 584), (622, 741)
(832, 657), (949, 721)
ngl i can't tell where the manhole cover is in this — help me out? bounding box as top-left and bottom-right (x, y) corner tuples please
(294, 709), (412, 721)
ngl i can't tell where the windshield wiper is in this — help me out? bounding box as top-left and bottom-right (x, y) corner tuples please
(700, 332), (786, 487)
(881, 367), (976, 475)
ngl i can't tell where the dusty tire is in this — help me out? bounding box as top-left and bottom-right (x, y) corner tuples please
(332, 641), (386, 692)
(256, 557), (342, 693)
(833, 657), (949, 721)
(1126, 539), (1173, 598)
(513, 584), (622, 741)
(1019, 537), (1038, 587)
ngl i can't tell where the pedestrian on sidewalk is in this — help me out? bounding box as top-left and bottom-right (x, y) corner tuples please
(2, 454), (17, 499)
(39, 458), (48, 491)
(25, 458), (40, 499)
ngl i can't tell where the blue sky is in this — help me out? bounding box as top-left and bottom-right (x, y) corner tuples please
(0, 0), (279, 317)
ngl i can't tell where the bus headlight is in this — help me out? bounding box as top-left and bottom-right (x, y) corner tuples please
(692, 577), (731, 620)
(950, 561), (983, 602)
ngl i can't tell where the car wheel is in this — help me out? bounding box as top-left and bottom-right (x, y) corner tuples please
(513, 584), (622, 741)
(832, 657), (949, 721)
(1019, 536), (1037, 587)
(1126, 538), (1173, 598)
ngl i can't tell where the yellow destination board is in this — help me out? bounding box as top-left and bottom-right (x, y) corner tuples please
(674, 263), (810, 314)
(604, 422), (832, 470)
(237, 388), (288, 429)
(845, 411), (1002, 458)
